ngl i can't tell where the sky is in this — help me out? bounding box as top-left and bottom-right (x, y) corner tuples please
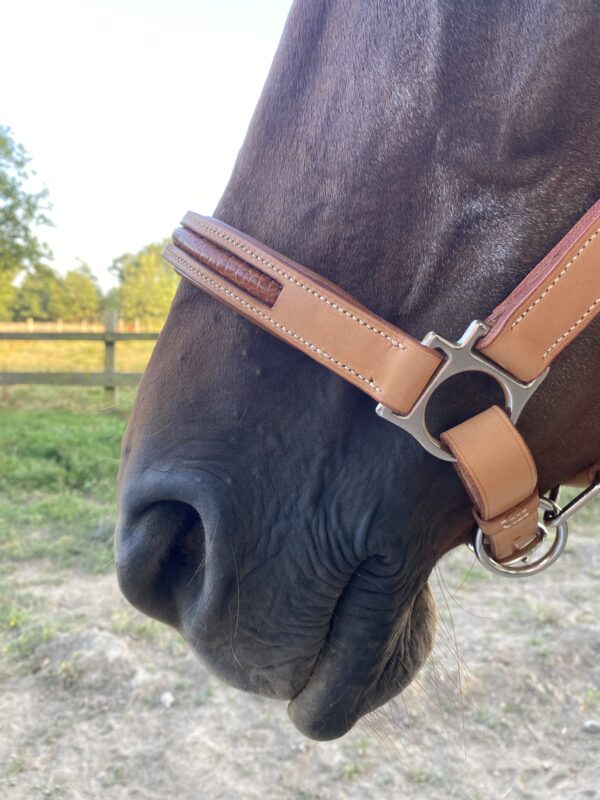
(1, 0), (292, 288)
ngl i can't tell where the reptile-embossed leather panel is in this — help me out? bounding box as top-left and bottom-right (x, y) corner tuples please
(173, 227), (282, 307)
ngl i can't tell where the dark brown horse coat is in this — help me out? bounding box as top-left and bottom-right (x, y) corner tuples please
(116, 1), (600, 739)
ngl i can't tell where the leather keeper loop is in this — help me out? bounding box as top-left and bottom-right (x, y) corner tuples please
(440, 406), (540, 559)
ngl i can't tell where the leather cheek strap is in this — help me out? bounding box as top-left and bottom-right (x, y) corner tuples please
(478, 197), (600, 382)
(440, 406), (539, 561)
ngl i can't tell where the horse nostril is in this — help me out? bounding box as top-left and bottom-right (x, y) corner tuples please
(155, 500), (206, 584)
(116, 499), (205, 628)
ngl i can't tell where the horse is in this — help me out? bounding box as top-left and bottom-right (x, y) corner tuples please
(115, 0), (600, 740)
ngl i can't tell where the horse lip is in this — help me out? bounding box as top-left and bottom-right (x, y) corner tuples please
(286, 585), (435, 740)
(117, 462), (436, 736)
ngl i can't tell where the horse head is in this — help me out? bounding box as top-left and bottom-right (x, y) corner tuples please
(116, 0), (600, 739)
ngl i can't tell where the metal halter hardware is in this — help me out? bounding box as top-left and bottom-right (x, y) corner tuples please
(474, 496), (568, 577)
(376, 319), (599, 578)
(474, 477), (600, 577)
(375, 320), (548, 462)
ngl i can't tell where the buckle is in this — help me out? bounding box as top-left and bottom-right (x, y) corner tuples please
(375, 320), (548, 461)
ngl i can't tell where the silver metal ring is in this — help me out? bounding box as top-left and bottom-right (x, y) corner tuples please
(474, 497), (568, 578)
(375, 320), (548, 462)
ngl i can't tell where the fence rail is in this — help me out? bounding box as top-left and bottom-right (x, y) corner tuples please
(0, 318), (159, 333)
(1, 332), (159, 341)
(0, 328), (160, 402)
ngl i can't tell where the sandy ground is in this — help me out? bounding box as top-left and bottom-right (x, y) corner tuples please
(1, 517), (599, 800)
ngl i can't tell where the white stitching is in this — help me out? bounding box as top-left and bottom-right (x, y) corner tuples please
(500, 508), (531, 529)
(184, 214), (407, 350)
(511, 225), (600, 329)
(166, 247), (383, 393)
(542, 297), (600, 359)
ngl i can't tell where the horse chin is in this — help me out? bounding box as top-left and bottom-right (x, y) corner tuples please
(287, 583), (436, 741)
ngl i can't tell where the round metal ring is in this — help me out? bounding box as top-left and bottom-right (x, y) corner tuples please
(474, 497), (568, 578)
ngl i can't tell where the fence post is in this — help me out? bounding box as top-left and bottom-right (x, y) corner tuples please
(104, 310), (118, 405)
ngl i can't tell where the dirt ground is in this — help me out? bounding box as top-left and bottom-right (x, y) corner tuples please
(1, 515), (599, 800)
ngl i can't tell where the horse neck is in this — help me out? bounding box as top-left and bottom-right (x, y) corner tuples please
(215, 0), (600, 342)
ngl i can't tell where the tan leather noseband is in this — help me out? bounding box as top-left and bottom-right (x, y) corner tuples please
(168, 216), (443, 415)
(163, 199), (600, 576)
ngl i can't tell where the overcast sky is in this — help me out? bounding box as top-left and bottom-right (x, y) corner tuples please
(1, 0), (292, 288)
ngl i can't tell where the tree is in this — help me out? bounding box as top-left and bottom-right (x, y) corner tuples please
(102, 286), (120, 314)
(0, 271), (16, 321)
(14, 263), (102, 322)
(0, 125), (52, 319)
(53, 264), (102, 321)
(110, 242), (178, 323)
(13, 264), (63, 321)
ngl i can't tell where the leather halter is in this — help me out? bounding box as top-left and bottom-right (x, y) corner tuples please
(163, 199), (600, 576)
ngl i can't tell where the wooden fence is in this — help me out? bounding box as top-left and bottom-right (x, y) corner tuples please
(0, 325), (159, 403)
(0, 318), (159, 334)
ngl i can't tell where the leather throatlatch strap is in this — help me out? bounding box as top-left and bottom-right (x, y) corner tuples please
(164, 214), (442, 416)
(478, 198), (600, 380)
(440, 406), (539, 561)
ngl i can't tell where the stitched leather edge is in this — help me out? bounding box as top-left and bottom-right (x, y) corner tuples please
(543, 297), (600, 358)
(183, 213), (409, 350)
(164, 244), (383, 393)
(173, 227), (283, 307)
(511, 224), (600, 328)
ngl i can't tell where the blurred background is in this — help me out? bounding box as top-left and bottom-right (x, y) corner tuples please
(1, 2), (599, 798)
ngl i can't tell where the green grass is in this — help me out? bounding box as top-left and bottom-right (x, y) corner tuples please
(0, 386), (185, 674)
(0, 387), (133, 668)
(0, 389), (128, 573)
(0, 586), (59, 664)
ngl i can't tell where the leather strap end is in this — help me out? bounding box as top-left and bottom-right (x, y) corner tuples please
(473, 491), (539, 561)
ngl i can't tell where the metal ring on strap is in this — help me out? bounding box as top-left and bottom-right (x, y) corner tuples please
(474, 497), (568, 577)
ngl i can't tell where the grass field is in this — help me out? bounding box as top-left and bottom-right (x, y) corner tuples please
(0, 388), (125, 574)
(0, 386), (136, 664)
(0, 336), (153, 618)
(0, 339), (156, 373)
